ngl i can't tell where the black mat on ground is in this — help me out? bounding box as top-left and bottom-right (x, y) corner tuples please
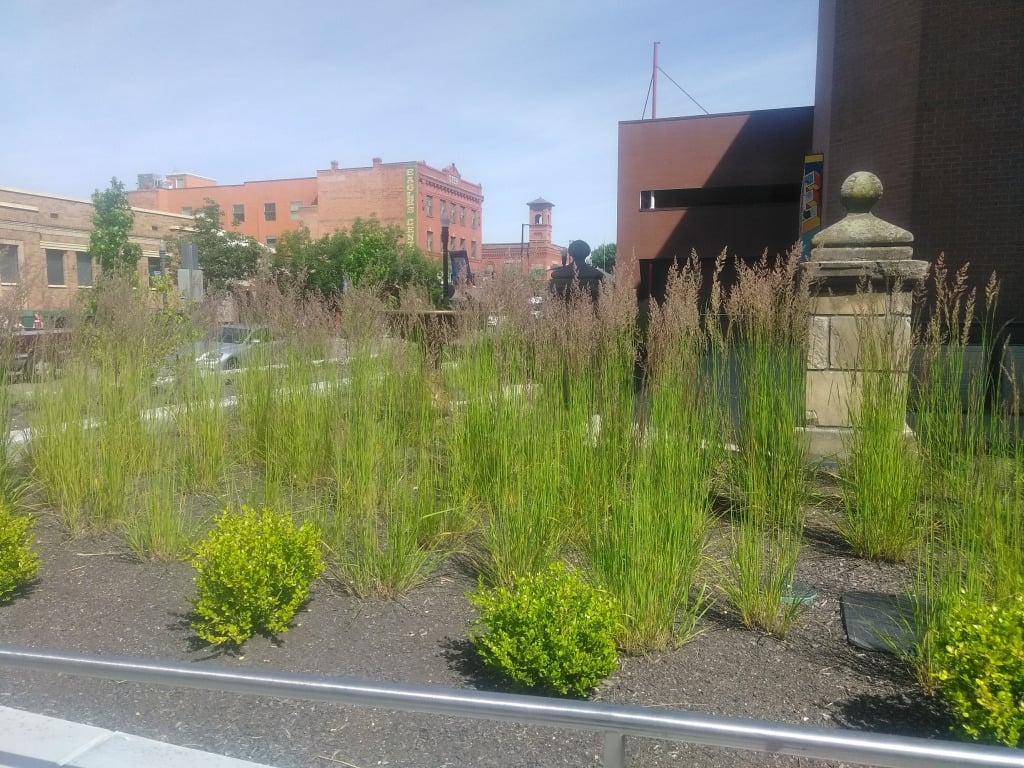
(840, 591), (918, 654)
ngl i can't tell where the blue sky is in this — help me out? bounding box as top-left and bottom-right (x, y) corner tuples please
(1, 0), (818, 248)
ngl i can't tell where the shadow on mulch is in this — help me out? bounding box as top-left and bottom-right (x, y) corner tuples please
(440, 636), (589, 700)
(831, 690), (954, 739)
(166, 609), (270, 660)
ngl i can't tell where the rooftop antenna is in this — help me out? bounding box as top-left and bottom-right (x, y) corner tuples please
(652, 41), (659, 119)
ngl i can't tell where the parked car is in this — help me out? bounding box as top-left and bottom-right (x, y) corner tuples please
(194, 324), (272, 370)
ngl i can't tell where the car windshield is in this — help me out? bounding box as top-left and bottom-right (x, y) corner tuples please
(220, 326), (263, 344)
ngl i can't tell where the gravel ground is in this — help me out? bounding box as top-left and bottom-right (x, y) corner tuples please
(0, 506), (954, 768)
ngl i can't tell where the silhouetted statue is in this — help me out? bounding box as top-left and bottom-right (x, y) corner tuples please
(548, 240), (604, 301)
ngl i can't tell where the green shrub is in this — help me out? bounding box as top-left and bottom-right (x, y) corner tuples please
(932, 594), (1024, 747)
(467, 562), (620, 697)
(190, 506), (324, 647)
(0, 504), (40, 602)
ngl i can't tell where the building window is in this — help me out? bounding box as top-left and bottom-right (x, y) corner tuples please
(264, 202), (276, 222)
(459, 238), (465, 251)
(470, 241), (477, 259)
(45, 249), (65, 286)
(148, 256), (163, 286)
(232, 204), (245, 225)
(0, 244), (19, 284)
(76, 252), (93, 287)
(426, 231), (434, 252)
(425, 196), (433, 216)
(181, 206), (193, 216)
(290, 201), (302, 220)
(265, 237), (277, 248)
(460, 205), (466, 226)
(640, 184), (801, 210)
(440, 200), (448, 221)
(471, 209), (478, 229)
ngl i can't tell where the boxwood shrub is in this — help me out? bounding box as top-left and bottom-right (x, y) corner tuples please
(933, 594), (1024, 747)
(190, 505), (324, 647)
(467, 561), (620, 698)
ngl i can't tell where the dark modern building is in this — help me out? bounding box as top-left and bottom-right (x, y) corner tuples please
(620, 0), (1023, 328)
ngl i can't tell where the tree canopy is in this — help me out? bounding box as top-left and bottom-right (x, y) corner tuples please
(590, 242), (616, 273)
(190, 199), (264, 290)
(273, 218), (437, 300)
(89, 178), (143, 279)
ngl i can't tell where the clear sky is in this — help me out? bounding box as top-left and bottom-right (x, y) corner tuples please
(1, 0), (818, 249)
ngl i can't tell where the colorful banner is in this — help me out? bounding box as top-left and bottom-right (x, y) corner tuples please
(800, 154), (824, 259)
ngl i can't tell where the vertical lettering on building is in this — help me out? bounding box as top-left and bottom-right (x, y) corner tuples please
(405, 165), (417, 246)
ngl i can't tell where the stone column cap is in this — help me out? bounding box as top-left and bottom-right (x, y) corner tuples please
(811, 172), (914, 259)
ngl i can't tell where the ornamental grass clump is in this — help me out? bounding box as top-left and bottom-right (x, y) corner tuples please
(0, 503), (39, 602)
(932, 594), (1024, 748)
(722, 249), (811, 637)
(467, 562), (620, 698)
(588, 256), (724, 653)
(909, 261), (1024, 686)
(191, 505), (324, 647)
(838, 286), (921, 562)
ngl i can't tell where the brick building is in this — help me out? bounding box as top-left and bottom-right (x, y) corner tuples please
(0, 186), (190, 324)
(480, 198), (567, 278)
(128, 158), (485, 262)
(813, 0), (1023, 331)
(619, 0), (1024, 328)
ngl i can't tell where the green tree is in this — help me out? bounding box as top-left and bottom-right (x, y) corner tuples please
(190, 199), (264, 291)
(590, 243), (616, 273)
(274, 217), (437, 300)
(89, 178), (143, 279)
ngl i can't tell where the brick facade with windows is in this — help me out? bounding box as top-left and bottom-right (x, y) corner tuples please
(0, 186), (189, 323)
(127, 158), (484, 261)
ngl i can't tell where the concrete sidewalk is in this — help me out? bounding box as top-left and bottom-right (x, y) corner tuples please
(0, 705), (275, 768)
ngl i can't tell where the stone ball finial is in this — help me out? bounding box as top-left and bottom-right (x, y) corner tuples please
(810, 171), (913, 256)
(839, 172), (883, 214)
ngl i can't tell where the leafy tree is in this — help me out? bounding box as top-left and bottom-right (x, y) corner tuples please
(590, 243), (616, 273)
(274, 217), (437, 300)
(189, 199), (264, 290)
(89, 178), (143, 279)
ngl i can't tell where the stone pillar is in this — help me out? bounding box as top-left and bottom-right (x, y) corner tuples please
(802, 172), (929, 460)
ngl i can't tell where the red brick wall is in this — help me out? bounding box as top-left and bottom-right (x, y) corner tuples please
(128, 177), (317, 245)
(817, 0), (1024, 329)
(815, 0), (922, 229)
(910, 1), (1024, 328)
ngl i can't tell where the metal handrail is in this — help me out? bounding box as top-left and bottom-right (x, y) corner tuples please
(1, 645), (1021, 768)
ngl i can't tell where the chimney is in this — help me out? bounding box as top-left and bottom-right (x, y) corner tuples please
(330, 160), (339, 171)
(372, 157), (382, 166)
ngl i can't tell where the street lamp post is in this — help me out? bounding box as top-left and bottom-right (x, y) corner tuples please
(520, 222), (529, 266)
(440, 213), (451, 301)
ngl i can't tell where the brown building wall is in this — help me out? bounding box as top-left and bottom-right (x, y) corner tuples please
(128, 177), (317, 246)
(813, 0), (922, 228)
(816, 0), (1024, 329)
(618, 107), (814, 293)
(0, 186), (190, 319)
(126, 159), (485, 264)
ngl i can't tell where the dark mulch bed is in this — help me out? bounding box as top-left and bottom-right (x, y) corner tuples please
(0, 506), (955, 768)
